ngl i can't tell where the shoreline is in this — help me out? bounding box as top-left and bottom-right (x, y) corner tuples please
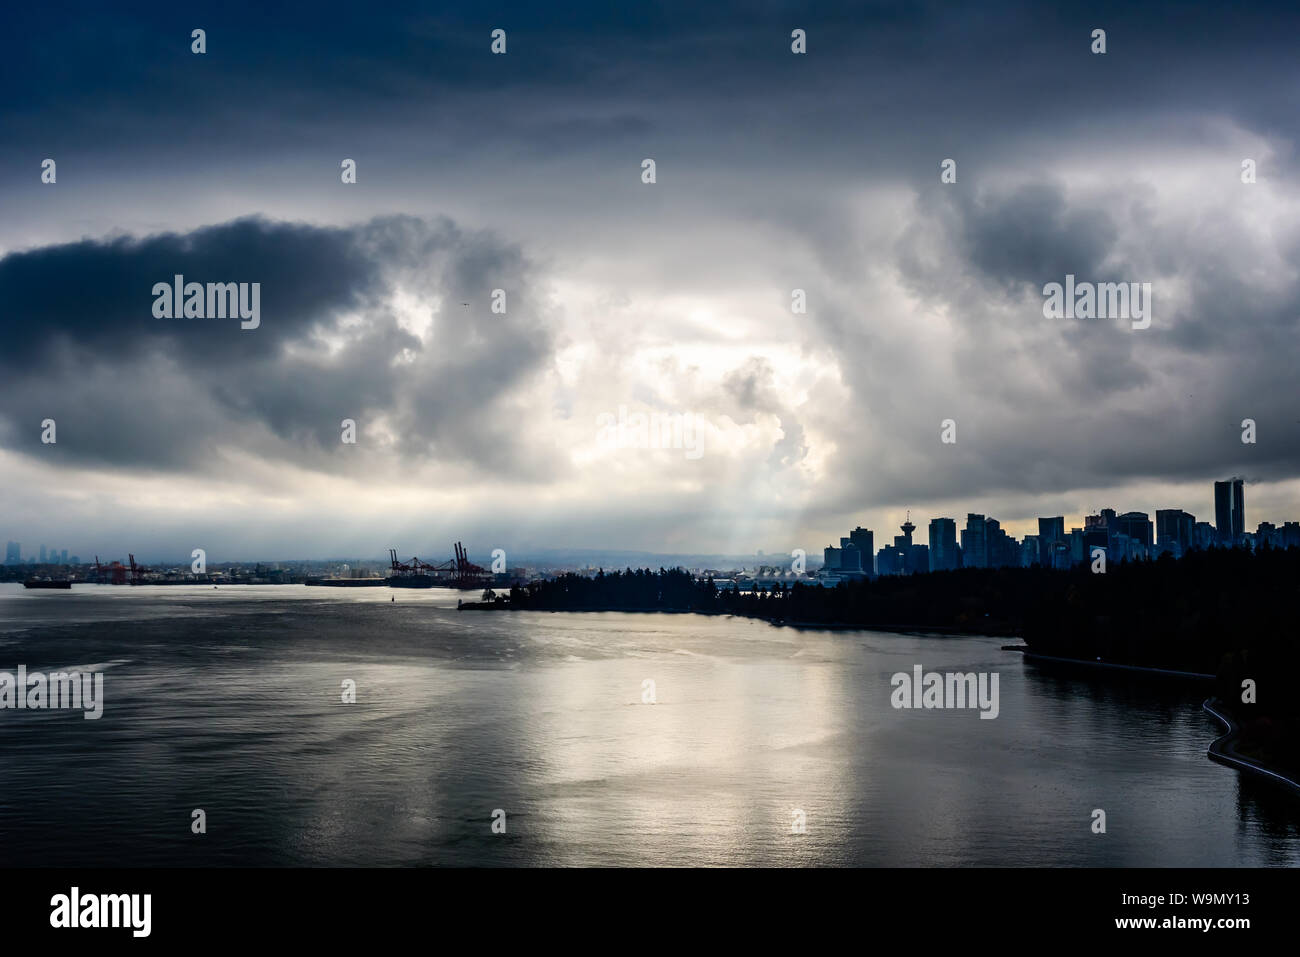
(1007, 654), (1299, 796)
(1002, 647), (1215, 680)
(1201, 699), (1300, 794)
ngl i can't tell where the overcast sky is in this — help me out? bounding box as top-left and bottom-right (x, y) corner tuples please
(1, 1), (1298, 563)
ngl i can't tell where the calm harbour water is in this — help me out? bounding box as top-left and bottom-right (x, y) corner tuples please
(0, 582), (1296, 867)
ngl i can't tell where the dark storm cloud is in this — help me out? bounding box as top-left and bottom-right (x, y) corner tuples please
(811, 174), (1300, 509)
(4, 1), (1299, 169)
(957, 183), (1117, 290)
(0, 217), (380, 368)
(0, 216), (556, 476)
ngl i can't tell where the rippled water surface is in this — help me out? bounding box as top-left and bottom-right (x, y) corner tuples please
(0, 583), (1296, 866)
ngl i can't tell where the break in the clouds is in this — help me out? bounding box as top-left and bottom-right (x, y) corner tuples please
(1, 0), (1299, 561)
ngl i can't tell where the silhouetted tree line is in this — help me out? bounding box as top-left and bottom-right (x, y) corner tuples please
(501, 567), (710, 612)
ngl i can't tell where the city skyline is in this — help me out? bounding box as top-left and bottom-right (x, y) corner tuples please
(4, 473), (1289, 568)
(825, 477), (1289, 578)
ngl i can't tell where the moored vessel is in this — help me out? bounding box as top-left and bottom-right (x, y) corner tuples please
(24, 578), (72, 589)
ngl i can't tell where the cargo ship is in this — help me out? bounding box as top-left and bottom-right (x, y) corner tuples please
(24, 578), (72, 589)
(387, 574), (436, 588)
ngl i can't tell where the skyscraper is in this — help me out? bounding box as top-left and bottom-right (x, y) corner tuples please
(961, 514), (988, 568)
(849, 527), (874, 574)
(1037, 516), (1064, 566)
(1113, 512), (1153, 551)
(4, 541), (19, 565)
(1068, 528), (1087, 565)
(1155, 509), (1195, 554)
(839, 538), (862, 572)
(905, 543), (929, 575)
(985, 517), (1018, 568)
(1214, 478), (1245, 545)
(928, 518), (958, 572)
